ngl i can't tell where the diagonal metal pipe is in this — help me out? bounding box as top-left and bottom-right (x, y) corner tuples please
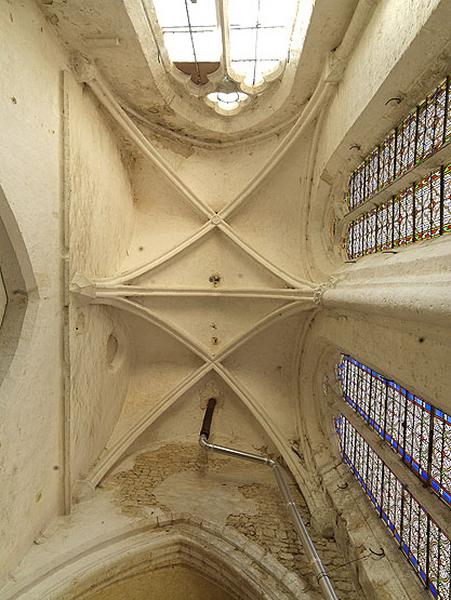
(199, 398), (339, 600)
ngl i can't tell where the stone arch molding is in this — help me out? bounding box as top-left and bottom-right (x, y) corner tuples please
(3, 517), (313, 600)
(0, 184), (36, 385)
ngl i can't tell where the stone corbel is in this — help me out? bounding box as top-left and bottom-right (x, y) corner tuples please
(70, 52), (98, 86)
(313, 276), (339, 305)
(70, 274), (96, 305)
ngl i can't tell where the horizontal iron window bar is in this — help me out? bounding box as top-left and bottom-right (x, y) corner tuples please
(231, 58), (281, 63)
(229, 25), (286, 30)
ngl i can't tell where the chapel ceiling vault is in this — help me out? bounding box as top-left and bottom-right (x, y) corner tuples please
(53, 0), (359, 495)
(71, 75), (323, 485)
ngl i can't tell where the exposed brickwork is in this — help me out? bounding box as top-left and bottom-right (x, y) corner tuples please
(226, 483), (359, 598)
(105, 444), (360, 599)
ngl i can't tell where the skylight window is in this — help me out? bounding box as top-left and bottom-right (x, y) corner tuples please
(227, 0), (298, 89)
(153, 0), (221, 62)
(151, 0), (300, 115)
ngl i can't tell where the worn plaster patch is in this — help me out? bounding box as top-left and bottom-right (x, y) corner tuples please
(153, 470), (258, 524)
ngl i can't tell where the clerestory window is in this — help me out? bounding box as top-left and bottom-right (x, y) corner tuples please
(336, 415), (450, 600)
(337, 354), (450, 507)
(343, 76), (451, 261)
(335, 354), (451, 599)
(346, 162), (451, 259)
(150, 0), (300, 115)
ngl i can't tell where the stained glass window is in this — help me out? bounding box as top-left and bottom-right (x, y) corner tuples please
(444, 163), (451, 234)
(346, 162), (451, 259)
(417, 81), (448, 163)
(336, 415), (451, 599)
(393, 186), (414, 246)
(365, 148), (380, 199)
(345, 76), (450, 211)
(396, 112), (416, 175)
(348, 161), (367, 211)
(376, 200), (393, 252)
(446, 78), (451, 145)
(337, 354), (451, 508)
(364, 208), (377, 254)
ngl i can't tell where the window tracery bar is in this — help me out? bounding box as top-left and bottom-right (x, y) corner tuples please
(346, 162), (451, 259)
(346, 77), (450, 212)
(336, 355), (451, 508)
(336, 415), (451, 599)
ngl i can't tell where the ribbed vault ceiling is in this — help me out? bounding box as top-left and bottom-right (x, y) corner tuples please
(55, 0), (357, 491)
(73, 101), (320, 484)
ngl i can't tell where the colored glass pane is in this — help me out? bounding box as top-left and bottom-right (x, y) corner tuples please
(444, 163), (451, 234)
(376, 200), (393, 251)
(364, 209), (377, 254)
(397, 112), (417, 175)
(417, 95), (436, 161)
(393, 186), (414, 246)
(446, 78), (451, 144)
(365, 147), (379, 199)
(379, 129), (397, 190)
(415, 169), (441, 240)
(434, 80), (448, 149)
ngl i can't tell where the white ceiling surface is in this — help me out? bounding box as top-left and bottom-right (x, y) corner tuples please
(51, 0), (359, 484)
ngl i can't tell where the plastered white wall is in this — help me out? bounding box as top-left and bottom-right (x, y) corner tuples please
(0, 0), (67, 579)
(304, 309), (451, 416)
(316, 0), (445, 178)
(0, 275), (6, 324)
(67, 76), (135, 485)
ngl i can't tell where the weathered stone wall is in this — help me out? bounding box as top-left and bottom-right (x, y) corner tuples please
(105, 443), (361, 598)
(0, 0), (68, 579)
